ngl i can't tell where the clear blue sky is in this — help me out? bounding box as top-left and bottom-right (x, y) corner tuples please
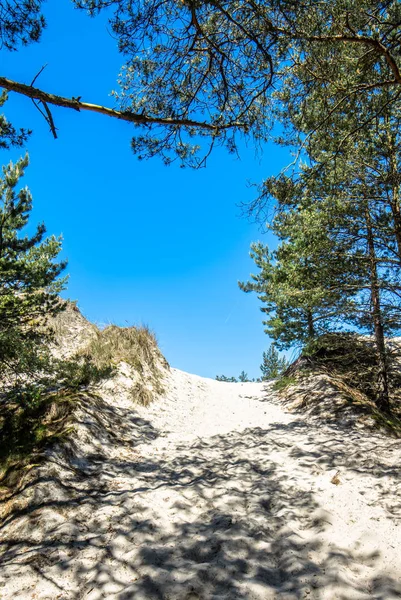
(2, 1), (291, 379)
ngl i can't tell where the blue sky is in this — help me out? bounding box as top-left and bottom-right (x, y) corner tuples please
(2, 1), (291, 379)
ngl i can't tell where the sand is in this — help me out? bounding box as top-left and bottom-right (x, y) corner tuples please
(0, 368), (400, 599)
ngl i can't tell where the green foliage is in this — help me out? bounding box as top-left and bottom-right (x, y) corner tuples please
(0, 1), (45, 51)
(0, 153), (70, 475)
(216, 375), (237, 383)
(2, 2), (401, 414)
(55, 356), (115, 389)
(1, 2), (400, 163)
(0, 155), (67, 384)
(0, 92), (31, 150)
(81, 0), (401, 164)
(260, 344), (289, 381)
(242, 70), (401, 411)
(272, 375), (297, 392)
(0, 3), (45, 148)
(216, 371), (259, 382)
(0, 387), (74, 480)
(239, 238), (342, 349)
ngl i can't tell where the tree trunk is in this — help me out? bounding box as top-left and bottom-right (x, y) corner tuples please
(385, 124), (401, 263)
(365, 205), (391, 413)
(306, 309), (316, 340)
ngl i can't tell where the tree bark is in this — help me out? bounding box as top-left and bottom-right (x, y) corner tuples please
(385, 123), (401, 263)
(365, 204), (391, 413)
(306, 309), (316, 340)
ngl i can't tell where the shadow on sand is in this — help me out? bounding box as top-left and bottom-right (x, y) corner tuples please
(0, 391), (400, 599)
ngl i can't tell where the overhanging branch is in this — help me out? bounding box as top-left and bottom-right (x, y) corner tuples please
(0, 76), (241, 133)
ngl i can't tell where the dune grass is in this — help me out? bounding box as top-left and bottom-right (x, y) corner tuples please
(0, 320), (168, 490)
(78, 324), (167, 401)
(274, 333), (401, 436)
(80, 325), (160, 371)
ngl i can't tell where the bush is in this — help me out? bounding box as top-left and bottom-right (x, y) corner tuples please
(0, 386), (74, 480)
(216, 375), (237, 382)
(55, 356), (115, 389)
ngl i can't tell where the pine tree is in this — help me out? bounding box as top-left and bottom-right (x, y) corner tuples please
(260, 345), (288, 381)
(0, 155), (67, 382)
(238, 371), (250, 382)
(243, 136), (401, 411)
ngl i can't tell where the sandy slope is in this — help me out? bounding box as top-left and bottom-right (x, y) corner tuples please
(0, 368), (400, 599)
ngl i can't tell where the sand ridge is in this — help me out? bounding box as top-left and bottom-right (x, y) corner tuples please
(0, 368), (400, 599)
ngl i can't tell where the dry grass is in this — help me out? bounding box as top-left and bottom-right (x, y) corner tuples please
(50, 302), (169, 402)
(275, 333), (401, 437)
(77, 323), (169, 402)
(130, 382), (154, 406)
(80, 325), (161, 372)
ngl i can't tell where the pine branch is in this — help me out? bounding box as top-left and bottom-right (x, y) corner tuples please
(0, 76), (243, 133)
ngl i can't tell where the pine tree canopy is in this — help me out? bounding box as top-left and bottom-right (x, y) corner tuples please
(0, 1), (400, 164)
(0, 154), (67, 378)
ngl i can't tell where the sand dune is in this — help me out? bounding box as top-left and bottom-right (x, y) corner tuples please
(0, 368), (400, 599)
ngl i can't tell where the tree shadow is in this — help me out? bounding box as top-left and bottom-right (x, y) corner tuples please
(0, 398), (400, 599)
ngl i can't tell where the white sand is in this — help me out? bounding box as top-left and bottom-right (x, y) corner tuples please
(0, 368), (400, 599)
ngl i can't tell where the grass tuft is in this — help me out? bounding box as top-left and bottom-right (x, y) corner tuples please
(130, 382), (154, 406)
(275, 333), (401, 436)
(80, 324), (162, 372)
(77, 324), (168, 400)
(272, 375), (297, 392)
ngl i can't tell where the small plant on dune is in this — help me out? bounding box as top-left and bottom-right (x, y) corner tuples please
(130, 382), (154, 406)
(272, 375), (297, 392)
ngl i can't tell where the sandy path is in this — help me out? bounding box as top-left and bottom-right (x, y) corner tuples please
(1, 368), (400, 599)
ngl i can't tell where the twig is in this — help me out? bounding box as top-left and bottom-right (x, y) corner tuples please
(31, 64), (48, 88)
